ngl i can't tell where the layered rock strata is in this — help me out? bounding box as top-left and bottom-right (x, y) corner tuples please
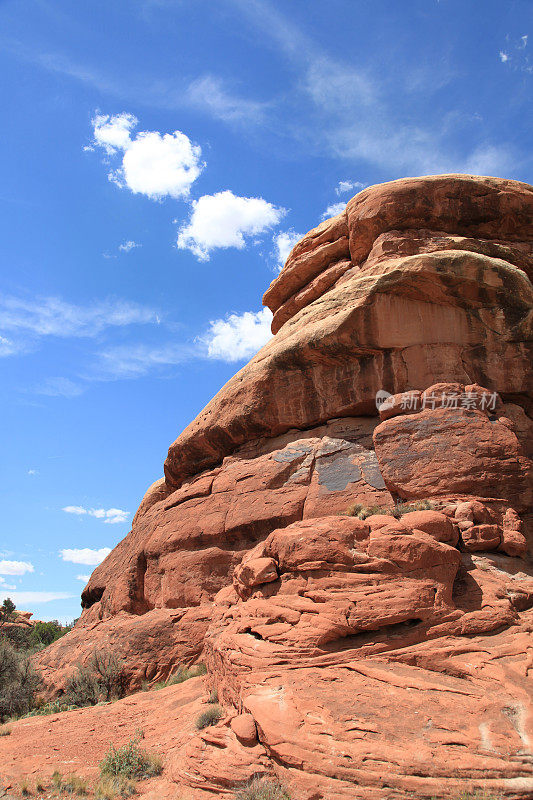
(37, 175), (533, 800)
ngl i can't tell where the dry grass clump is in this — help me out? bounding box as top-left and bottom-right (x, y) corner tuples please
(195, 704), (224, 729)
(346, 499), (434, 519)
(0, 722), (12, 735)
(234, 777), (291, 800)
(152, 663), (206, 690)
(94, 775), (136, 799)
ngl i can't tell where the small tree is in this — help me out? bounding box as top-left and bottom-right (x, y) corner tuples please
(0, 640), (41, 720)
(0, 599), (16, 629)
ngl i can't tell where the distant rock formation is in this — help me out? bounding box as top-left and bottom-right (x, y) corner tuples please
(37, 175), (533, 799)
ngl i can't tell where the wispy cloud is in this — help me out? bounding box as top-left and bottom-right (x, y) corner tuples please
(0, 294), (158, 365)
(0, 591), (74, 605)
(498, 34), (532, 73)
(118, 240), (141, 252)
(187, 75), (268, 123)
(94, 342), (196, 379)
(0, 295), (157, 340)
(35, 377), (85, 398)
(228, 0), (516, 176)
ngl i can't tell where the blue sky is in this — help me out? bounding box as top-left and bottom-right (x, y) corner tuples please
(0, 0), (531, 622)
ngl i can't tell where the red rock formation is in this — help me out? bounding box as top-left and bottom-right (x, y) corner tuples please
(37, 175), (533, 799)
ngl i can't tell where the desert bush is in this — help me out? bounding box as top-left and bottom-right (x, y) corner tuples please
(0, 723), (11, 735)
(64, 663), (101, 708)
(19, 778), (30, 796)
(195, 704), (223, 729)
(207, 688), (218, 704)
(99, 732), (163, 779)
(234, 777), (291, 800)
(64, 649), (125, 707)
(0, 640), (41, 721)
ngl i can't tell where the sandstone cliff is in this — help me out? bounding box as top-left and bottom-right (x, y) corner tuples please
(34, 175), (533, 800)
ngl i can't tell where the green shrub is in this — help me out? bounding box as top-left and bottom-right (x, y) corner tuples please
(0, 640), (41, 721)
(195, 704), (223, 729)
(99, 732), (163, 779)
(234, 777), (291, 800)
(64, 649), (125, 708)
(24, 698), (76, 717)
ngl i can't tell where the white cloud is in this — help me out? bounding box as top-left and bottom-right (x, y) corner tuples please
(60, 547), (112, 566)
(92, 112), (137, 154)
(520, 35), (528, 49)
(187, 75), (266, 123)
(321, 201), (346, 220)
(335, 180), (366, 196)
(201, 308), (273, 361)
(120, 131), (203, 199)
(118, 240), (141, 252)
(177, 191), (285, 261)
(90, 113), (204, 200)
(0, 578), (17, 591)
(0, 560), (34, 576)
(0, 591), (74, 605)
(273, 230), (302, 272)
(499, 51), (510, 63)
(76, 574), (90, 582)
(0, 295), (156, 339)
(27, 469), (38, 476)
(62, 506), (129, 525)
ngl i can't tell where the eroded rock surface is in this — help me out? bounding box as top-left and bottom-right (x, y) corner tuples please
(36, 175), (533, 800)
